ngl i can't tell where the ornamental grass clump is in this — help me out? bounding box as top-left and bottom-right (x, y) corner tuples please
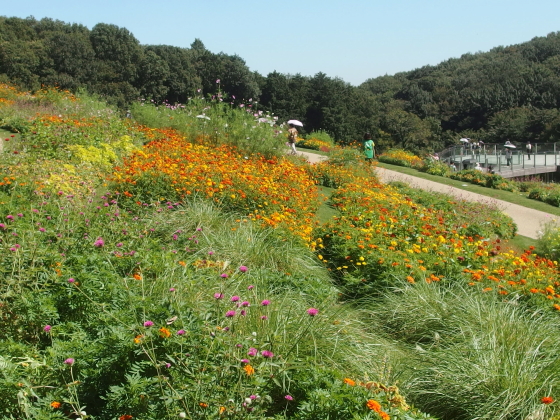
(371, 281), (560, 420)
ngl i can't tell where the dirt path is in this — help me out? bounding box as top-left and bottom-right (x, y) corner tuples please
(297, 149), (556, 239)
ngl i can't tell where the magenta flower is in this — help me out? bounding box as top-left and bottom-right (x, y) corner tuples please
(143, 321), (154, 327)
(93, 237), (105, 247)
(247, 347), (257, 357)
(43, 325), (52, 332)
(285, 395), (293, 401)
(231, 296), (240, 302)
(261, 315), (268, 320)
(220, 273), (228, 278)
(261, 350), (274, 358)
(39, 227), (46, 232)
(247, 285), (254, 290)
(6, 215), (14, 220)
(17, 213), (23, 218)
(261, 300), (270, 306)
(241, 301), (250, 307)
(225, 310), (236, 318)
(241, 358), (250, 363)
(214, 293), (224, 299)
(177, 329), (186, 335)
(307, 308), (319, 316)
(169, 288), (176, 292)
(63, 358), (75, 366)
(239, 266), (248, 273)
(67, 278), (75, 283)
(0, 223), (5, 229)
(240, 310), (246, 316)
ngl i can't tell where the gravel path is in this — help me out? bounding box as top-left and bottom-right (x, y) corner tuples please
(296, 150), (556, 239)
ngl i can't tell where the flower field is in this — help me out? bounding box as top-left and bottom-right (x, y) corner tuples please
(0, 84), (559, 419)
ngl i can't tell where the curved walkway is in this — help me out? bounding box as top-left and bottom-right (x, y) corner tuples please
(296, 149), (556, 240)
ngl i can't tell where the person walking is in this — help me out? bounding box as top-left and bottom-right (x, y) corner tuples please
(287, 123), (298, 155)
(505, 147), (513, 167)
(526, 141), (532, 160)
(363, 133), (375, 164)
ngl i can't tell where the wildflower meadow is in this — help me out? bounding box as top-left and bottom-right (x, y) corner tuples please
(0, 84), (559, 420)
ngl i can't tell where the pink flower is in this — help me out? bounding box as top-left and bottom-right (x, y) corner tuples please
(63, 358), (75, 366)
(93, 237), (105, 247)
(307, 308), (318, 316)
(177, 329), (186, 335)
(241, 301), (250, 307)
(143, 321), (154, 327)
(220, 273), (228, 278)
(214, 293), (224, 299)
(285, 395), (293, 401)
(261, 350), (274, 358)
(43, 325), (52, 332)
(261, 315), (268, 320)
(6, 215), (14, 220)
(247, 347), (257, 357)
(261, 300), (270, 306)
(239, 266), (248, 273)
(225, 310), (236, 318)
(231, 296), (240, 302)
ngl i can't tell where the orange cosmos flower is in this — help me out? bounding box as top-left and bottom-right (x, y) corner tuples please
(343, 378), (356, 386)
(541, 396), (554, 404)
(366, 399), (382, 412)
(119, 415), (133, 420)
(244, 364), (255, 376)
(50, 401), (61, 408)
(159, 327), (171, 338)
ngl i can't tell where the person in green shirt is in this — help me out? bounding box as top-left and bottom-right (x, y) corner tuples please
(363, 133), (375, 163)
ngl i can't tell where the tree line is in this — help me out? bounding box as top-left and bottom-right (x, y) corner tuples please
(2, 15), (560, 153)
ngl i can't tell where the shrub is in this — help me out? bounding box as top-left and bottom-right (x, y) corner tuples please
(537, 218), (560, 261)
(378, 149), (425, 169)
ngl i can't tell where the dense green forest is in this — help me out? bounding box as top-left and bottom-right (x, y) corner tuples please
(2, 15), (560, 152)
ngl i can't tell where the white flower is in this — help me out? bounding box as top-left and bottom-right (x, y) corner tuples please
(179, 413), (187, 418)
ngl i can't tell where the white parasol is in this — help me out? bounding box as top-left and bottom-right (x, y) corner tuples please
(504, 141), (516, 148)
(459, 138), (470, 143)
(287, 119), (303, 127)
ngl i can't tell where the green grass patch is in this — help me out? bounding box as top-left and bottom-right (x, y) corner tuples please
(316, 186), (338, 223)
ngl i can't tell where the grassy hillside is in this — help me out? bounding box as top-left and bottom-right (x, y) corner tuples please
(0, 84), (558, 419)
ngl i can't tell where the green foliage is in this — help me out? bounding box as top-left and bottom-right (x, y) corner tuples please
(536, 218), (560, 261)
(130, 96), (284, 159)
(449, 170), (518, 192)
(420, 159), (451, 177)
(371, 281), (560, 420)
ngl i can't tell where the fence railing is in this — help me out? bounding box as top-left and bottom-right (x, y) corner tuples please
(437, 143), (560, 174)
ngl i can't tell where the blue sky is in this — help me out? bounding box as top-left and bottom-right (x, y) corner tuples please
(3, 0), (560, 86)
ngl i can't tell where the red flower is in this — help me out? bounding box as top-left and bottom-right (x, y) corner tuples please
(541, 396), (554, 404)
